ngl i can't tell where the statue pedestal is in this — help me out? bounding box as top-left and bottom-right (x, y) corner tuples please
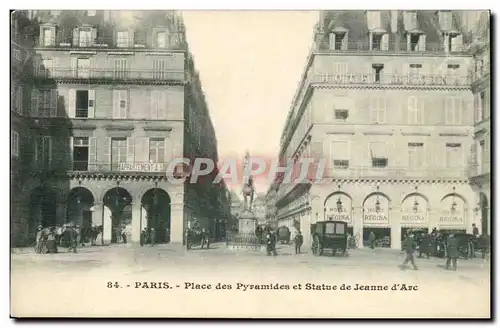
(238, 210), (257, 234)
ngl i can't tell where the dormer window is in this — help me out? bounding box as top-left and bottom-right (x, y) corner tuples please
(40, 25), (56, 47)
(116, 29), (134, 48)
(72, 26), (96, 47)
(444, 31), (463, 52)
(157, 31), (168, 48)
(407, 32), (426, 52)
(328, 27), (349, 51)
(438, 11), (453, 31)
(86, 10), (97, 17)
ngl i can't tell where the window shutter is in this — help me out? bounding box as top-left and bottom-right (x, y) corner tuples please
(113, 90), (120, 118)
(342, 32), (348, 50)
(119, 90), (128, 118)
(451, 34), (463, 52)
(381, 33), (389, 51)
(150, 90), (158, 119)
(17, 86), (23, 114)
(103, 137), (111, 170)
(443, 33), (449, 52)
(128, 28), (135, 47)
(39, 26), (44, 46)
(72, 28), (79, 47)
(88, 137), (97, 171)
(31, 89), (39, 117)
(69, 136), (74, 169)
(68, 89), (76, 118)
(32, 56), (40, 76)
(329, 33), (335, 50)
(159, 91), (168, 119)
(418, 34), (426, 51)
(88, 89), (95, 118)
(152, 28), (159, 47)
(127, 137), (135, 163)
(50, 89), (58, 117)
(44, 137), (52, 168)
(71, 57), (77, 78)
(89, 57), (95, 78)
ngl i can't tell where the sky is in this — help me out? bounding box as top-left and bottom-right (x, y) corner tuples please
(181, 11), (319, 195)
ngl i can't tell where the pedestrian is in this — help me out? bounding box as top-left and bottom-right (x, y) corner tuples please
(368, 231), (376, 249)
(418, 233), (431, 259)
(294, 230), (303, 254)
(121, 226), (127, 244)
(445, 234), (459, 271)
(150, 228), (156, 246)
(140, 228), (147, 246)
(68, 226), (78, 253)
(401, 232), (418, 270)
(472, 223), (479, 237)
(266, 231), (277, 256)
(35, 225), (43, 254)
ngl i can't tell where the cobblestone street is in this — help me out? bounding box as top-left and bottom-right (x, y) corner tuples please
(11, 243), (490, 318)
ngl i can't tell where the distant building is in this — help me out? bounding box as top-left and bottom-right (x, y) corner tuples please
(274, 10), (489, 250)
(10, 10), (230, 246)
(252, 193), (267, 226)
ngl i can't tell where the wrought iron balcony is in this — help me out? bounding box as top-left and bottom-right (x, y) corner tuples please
(315, 40), (469, 54)
(33, 67), (185, 82)
(308, 72), (471, 87)
(70, 161), (188, 175)
(35, 36), (185, 50)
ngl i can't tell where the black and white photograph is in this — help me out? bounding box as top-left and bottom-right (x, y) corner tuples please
(9, 8), (491, 318)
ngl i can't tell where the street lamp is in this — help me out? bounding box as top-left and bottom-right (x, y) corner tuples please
(450, 186), (457, 213)
(412, 186), (419, 213)
(375, 186), (381, 212)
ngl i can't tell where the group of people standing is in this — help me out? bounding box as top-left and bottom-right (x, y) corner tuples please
(264, 229), (303, 256)
(35, 225), (80, 254)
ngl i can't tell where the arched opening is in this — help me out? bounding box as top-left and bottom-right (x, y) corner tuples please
(400, 192), (429, 245)
(66, 187), (94, 229)
(479, 192), (489, 235)
(29, 186), (57, 239)
(140, 188), (171, 244)
(102, 187), (133, 244)
(438, 193), (467, 234)
(362, 192), (391, 248)
(323, 192), (353, 235)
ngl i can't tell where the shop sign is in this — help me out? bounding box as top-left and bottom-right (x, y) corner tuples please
(363, 208), (389, 225)
(439, 215), (464, 225)
(326, 207), (351, 224)
(401, 213), (427, 224)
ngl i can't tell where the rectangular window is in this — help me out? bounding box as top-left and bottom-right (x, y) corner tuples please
(11, 131), (19, 157)
(43, 27), (53, 46)
(330, 141), (349, 169)
(13, 49), (21, 62)
(35, 136), (52, 169)
(157, 32), (167, 48)
(153, 59), (166, 80)
(111, 138), (127, 170)
(41, 58), (53, 78)
(372, 64), (384, 83)
(76, 90), (89, 117)
(15, 85), (22, 115)
(38, 90), (51, 117)
(445, 97), (462, 124)
(480, 92), (486, 121)
(334, 109), (348, 120)
(408, 142), (424, 168)
(79, 28), (92, 47)
(408, 96), (424, 124)
(408, 64), (423, 82)
(370, 142), (388, 168)
(370, 96), (386, 123)
(73, 137), (89, 171)
(149, 138), (165, 163)
(117, 31), (130, 48)
(77, 58), (90, 78)
(445, 143), (462, 167)
(113, 59), (128, 79)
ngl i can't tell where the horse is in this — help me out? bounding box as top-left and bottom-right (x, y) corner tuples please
(186, 228), (210, 250)
(80, 225), (103, 246)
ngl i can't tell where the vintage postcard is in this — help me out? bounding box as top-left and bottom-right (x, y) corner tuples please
(10, 9), (491, 318)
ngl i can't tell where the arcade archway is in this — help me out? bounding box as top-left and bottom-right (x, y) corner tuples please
(141, 188), (171, 244)
(103, 187), (133, 243)
(29, 186), (57, 238)
(362, 192), (391, 248)
(479, 192), (489, 235)
(66, 187), (94, 229)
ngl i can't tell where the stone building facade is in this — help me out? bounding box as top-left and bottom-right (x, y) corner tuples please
(274, 10), (487, 250)
(11, 10), (230, 246)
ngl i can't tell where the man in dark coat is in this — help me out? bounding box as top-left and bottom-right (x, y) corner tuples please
(418, 233), (431, 259)
(294, 230), (303, 254)
(266, 231), (277, 256)
(35, 225), (44, 254)
(446, 234), (459, 270)
(368, 231), (376, 249)
(401, 232), (418, 270)
(67, 226), (78, 253)
(472, 224), (479, 237)
(150, 228), (156, 246)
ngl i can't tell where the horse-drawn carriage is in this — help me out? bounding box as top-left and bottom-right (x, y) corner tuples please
(277, 226), (291, 244)
(185, 227), (210, 250)
(311, 221), (348, 256)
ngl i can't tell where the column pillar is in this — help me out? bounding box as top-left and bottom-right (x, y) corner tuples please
(352, 206), (363, 248)
(390, 208), (401, 250)
(131, 202), (141, 243)
(170, 203), (184, 243)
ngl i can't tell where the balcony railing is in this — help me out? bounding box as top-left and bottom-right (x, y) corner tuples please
(315, 40), (469, 54)
(33, 68), (185, 82)
(308, 72), (471, 87)
(36, 36), (185, 50)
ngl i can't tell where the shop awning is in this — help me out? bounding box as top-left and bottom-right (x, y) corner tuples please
(369, 142), (387, 159)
